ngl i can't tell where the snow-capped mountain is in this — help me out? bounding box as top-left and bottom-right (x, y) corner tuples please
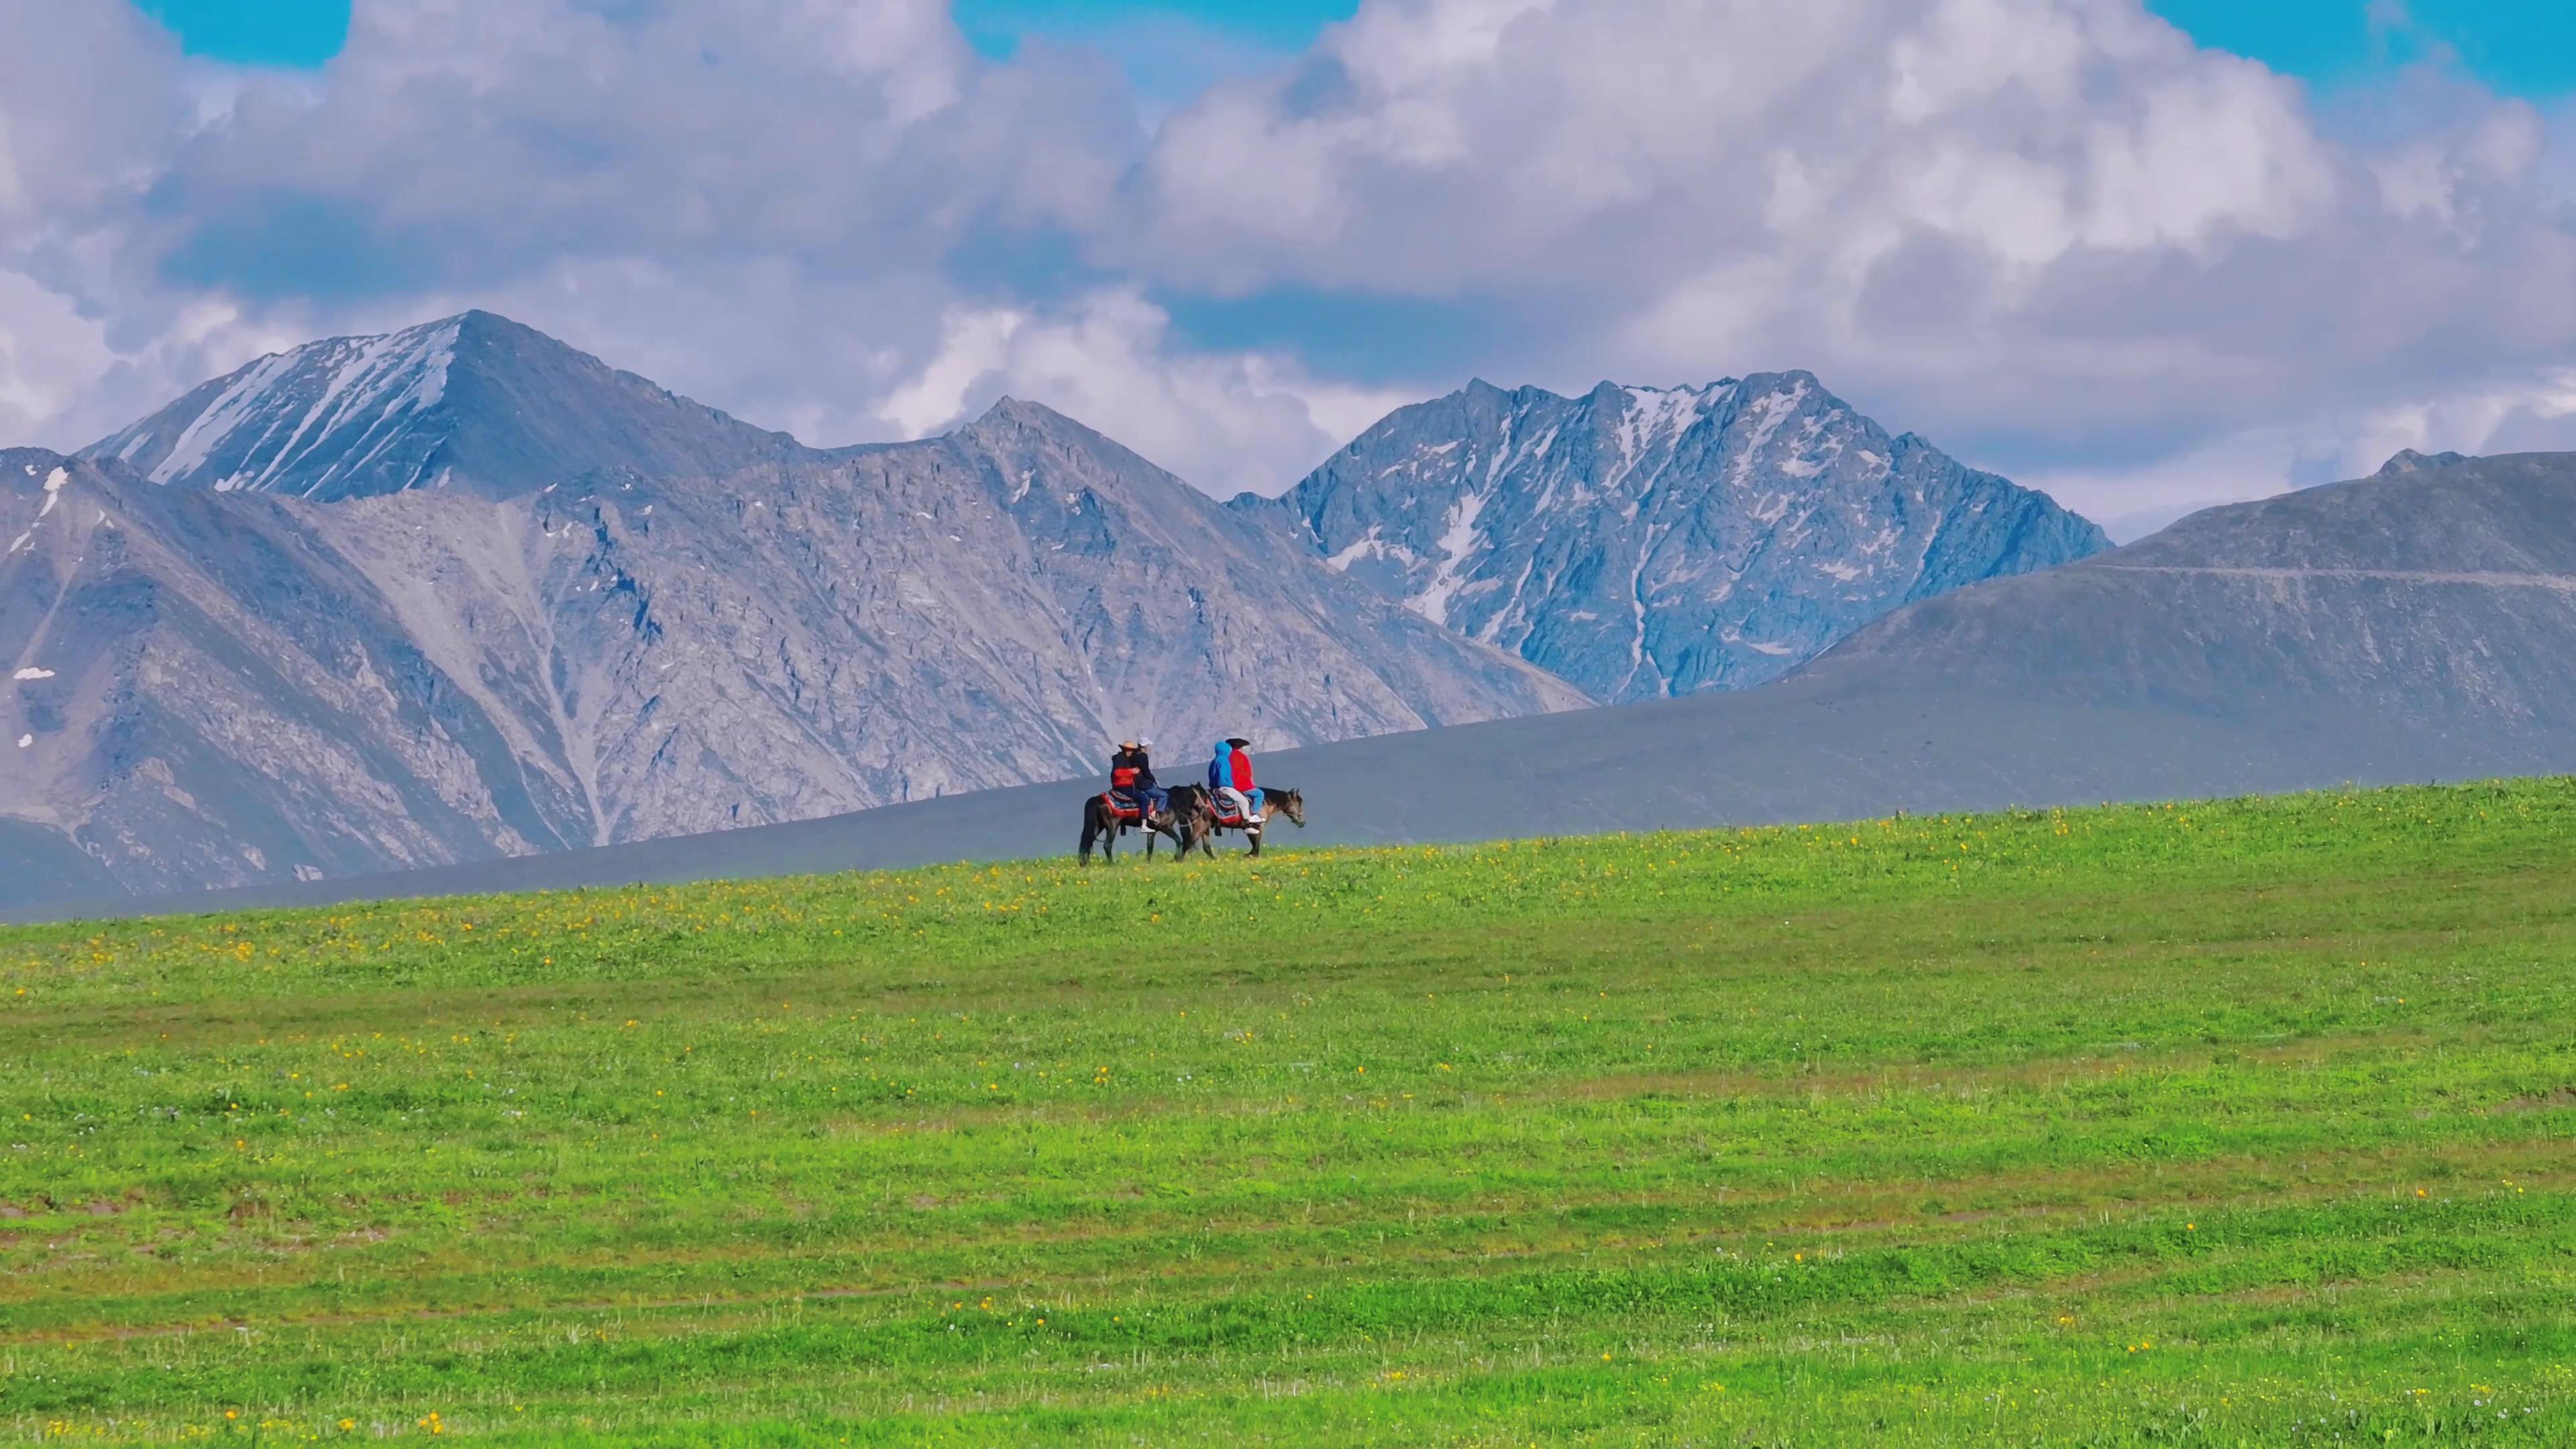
(1236, 374), (2109, 702)
(83, 311), (798, 500)
(6, 331), (1585, 901)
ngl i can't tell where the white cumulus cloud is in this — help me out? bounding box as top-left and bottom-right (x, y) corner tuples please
(0, 0), (2571, 517)
(878, 289), (1411, 497)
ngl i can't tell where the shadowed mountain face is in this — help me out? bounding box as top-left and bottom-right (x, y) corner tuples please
(82, 311), (800, 502)
(40, 450), (2571, 924)
(1235, 373), (2109, 702)
(3, 370), (1582, 902)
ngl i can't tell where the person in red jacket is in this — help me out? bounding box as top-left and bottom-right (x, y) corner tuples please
(1110, 739), (1167, 822)
(1208, 737), (1262, 823)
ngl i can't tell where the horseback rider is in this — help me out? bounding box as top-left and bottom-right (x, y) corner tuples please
(1110, 738), (1169, 823)
(1208, 737), (1262, 824)
(1110, 741), (1141, 816)
(1110, 739), (1163, 822)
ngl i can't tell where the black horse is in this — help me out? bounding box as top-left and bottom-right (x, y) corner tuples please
(1170, 784), (1305, 858)
(1077, 790), (1185, 865)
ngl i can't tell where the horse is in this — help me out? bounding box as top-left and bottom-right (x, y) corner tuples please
(1171, 784), (1304, 859)
(1077, 789), (1184, 865)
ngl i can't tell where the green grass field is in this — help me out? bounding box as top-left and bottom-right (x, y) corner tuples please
(4, 780), (2575, 1445)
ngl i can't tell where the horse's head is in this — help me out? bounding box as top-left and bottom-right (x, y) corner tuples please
(1270, 788), (1305, 828)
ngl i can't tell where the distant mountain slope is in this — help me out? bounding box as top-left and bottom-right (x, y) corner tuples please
(1235, 373), (2108, 702)
(81, 311), (799, 501)
(3, 450), (584, 893)
(44, 449), (2572, 922)
(3, 394), (1582, 902)
(1801, 449), (2576, 732)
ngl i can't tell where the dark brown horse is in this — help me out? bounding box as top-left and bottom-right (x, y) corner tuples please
(1170, 784), (1305, 858)
(1077, 791), (1184, 865)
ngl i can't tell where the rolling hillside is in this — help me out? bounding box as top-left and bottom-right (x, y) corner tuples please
(4, 780), (2572, 1443)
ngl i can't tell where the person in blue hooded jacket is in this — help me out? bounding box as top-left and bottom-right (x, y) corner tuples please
(1208, 737), (1262, 822)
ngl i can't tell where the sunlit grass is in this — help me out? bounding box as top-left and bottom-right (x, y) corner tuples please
(3, 778), (2573, 1443)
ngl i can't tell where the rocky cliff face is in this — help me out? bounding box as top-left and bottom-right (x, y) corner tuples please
(5, 375), (1583, 900)
(1236, 374), (2108, 702)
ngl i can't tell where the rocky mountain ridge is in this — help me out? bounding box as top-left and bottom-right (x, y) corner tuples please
(36, 449), (2568, 924)
(7, 388), (1580, 900)
(5, 313), (2116, 904)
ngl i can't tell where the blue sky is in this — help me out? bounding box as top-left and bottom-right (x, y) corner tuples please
(133, 0), (2576, 97)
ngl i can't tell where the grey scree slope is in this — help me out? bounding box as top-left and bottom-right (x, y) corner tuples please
(22, 448), (2575, 926)
(1233, 372), (2108, 702)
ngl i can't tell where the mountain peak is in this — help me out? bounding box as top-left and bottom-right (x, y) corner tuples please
(81, 312), (794, 501)
(2377, 448), (2471, 477)
(971, 395), (1075, 429)
(1251, 367), (2107, 701)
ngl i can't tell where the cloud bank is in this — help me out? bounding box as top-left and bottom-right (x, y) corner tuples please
(3, 0), (2573, 517)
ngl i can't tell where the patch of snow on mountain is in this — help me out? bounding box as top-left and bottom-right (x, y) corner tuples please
(274, 321), (461, 495)
(1729, 381), (1810, 487)
(1478, 555), (1538, 644)
(13, 667), (55, 681)
(136, 318), (463, 495)
(1409, 491), (1489, 627)
(1614, 386), (1709, 480)
(14, 735), (28, 749)
(1380, 439), (1461, 478)
(1324, 526), (1387, 572)
(148, 350), (301, 485)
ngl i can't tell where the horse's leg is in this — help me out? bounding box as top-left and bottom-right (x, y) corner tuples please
(1246, 825), (1263, 858)
(1079, 808), (1097, 866)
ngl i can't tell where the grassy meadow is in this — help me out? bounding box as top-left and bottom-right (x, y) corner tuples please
(3, 780), (2575, 1444)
